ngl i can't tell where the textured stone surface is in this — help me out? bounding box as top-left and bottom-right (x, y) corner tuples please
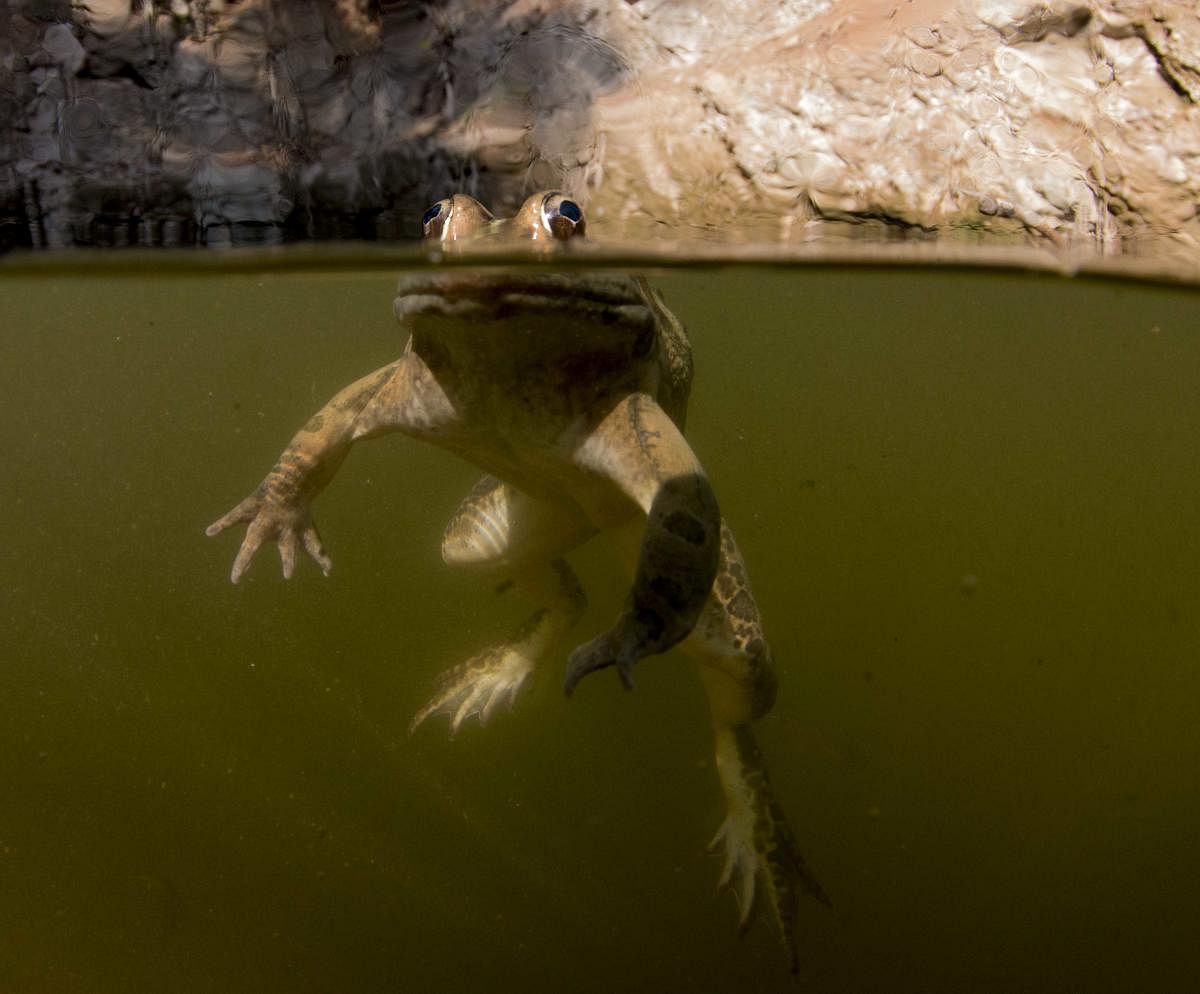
(591, 0), (1200, 261)
(1, 0), (1197, 261)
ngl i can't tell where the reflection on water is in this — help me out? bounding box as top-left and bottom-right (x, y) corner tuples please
(2, 258), (1199, 992)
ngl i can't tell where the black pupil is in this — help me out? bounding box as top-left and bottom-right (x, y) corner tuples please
(422, 203), (443, 226)
(557, 200), (582, 223)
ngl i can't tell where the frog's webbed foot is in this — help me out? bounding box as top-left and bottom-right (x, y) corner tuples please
(711, 726), (829, 974)
(409, 644), (535, 736)
(410, 587), (579, 736)
(708, 812), (761, 928)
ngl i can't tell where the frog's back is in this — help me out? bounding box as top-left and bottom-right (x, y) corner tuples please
(635, 276), (693, 428)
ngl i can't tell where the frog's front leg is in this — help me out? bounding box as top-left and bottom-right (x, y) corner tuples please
(564, 392), (721, 693)
(207, 353), (452, 581)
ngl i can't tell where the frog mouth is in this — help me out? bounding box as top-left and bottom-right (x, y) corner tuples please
(393, 272), (647, 325)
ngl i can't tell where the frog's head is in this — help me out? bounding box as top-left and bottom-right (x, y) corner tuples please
(418, 191), (585, 246)
(395, 191), (648, 334)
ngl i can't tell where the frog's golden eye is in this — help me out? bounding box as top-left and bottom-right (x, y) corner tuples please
(421, 199), (450, 239)
(423, 194), (495, 243)
(542, 194), (586, 241)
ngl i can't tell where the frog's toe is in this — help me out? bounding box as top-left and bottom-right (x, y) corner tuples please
(709, 815), (759, 932)
(409, 646), (534, 736)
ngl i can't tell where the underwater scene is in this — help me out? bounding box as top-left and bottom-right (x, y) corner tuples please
(2, 260), (1199, 993)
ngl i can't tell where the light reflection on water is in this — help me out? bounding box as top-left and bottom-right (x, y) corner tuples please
(1, 259), (1198, 992)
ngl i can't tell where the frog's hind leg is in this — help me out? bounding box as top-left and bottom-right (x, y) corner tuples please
(409, 477), (591, 736)
(686, 522), (828, 973)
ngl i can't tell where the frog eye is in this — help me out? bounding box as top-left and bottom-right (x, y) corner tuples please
(423, 195), (496, 243)
(421, 199), (451, 239)
(542, 194), (586, 241)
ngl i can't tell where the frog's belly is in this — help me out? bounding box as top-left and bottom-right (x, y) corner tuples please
(432, 425), (641, 529)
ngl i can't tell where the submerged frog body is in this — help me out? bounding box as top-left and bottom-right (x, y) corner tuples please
(207, 191), (826, 969)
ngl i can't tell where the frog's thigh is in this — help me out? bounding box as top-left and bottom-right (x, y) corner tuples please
(442, 475), (592, 571)
(684, 522), (778, 727)
(441, 475), (590, 644)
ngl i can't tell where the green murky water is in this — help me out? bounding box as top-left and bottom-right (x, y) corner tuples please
(2, 262), (1198, 993)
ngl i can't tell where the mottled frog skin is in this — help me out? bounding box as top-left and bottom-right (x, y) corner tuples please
(207, 191), (826, 971)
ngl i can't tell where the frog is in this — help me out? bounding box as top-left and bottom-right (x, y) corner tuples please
(206, 190), (827, 971)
